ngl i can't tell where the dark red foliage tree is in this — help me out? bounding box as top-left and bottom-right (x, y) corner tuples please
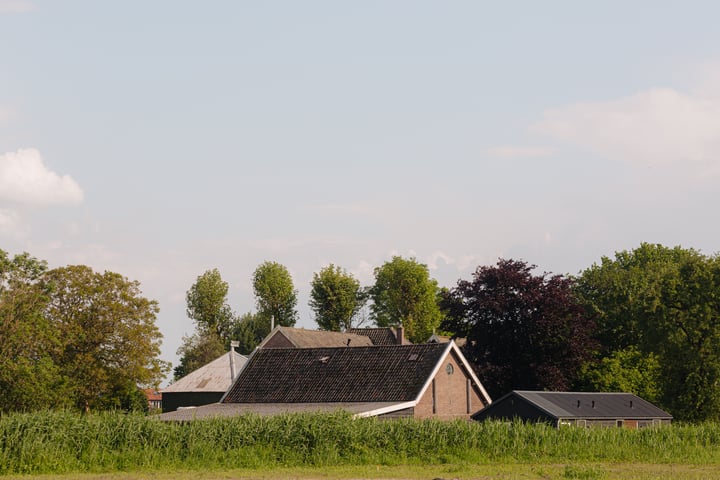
(441, 259), (596, 398)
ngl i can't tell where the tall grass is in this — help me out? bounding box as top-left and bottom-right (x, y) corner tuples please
(1, 410), (719, 475)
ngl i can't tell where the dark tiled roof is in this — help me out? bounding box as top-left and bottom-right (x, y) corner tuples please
(347, 327), (411, 345)
(223, 343), (447, 403)
(474, 391), (672, 420)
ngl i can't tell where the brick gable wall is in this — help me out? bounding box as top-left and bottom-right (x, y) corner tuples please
(414, 350), (487, 420)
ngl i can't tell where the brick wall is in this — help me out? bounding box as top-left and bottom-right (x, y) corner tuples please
(414, 350), (487, 420)
(263, 331), (294, 348)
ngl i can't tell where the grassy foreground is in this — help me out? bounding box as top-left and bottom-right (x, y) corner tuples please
(1, 411), (719, 477)
(3, 464), (720, 480)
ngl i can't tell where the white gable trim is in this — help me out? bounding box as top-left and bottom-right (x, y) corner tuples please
(449, 341), (492, 405)
(412, 340), (492, 406)
(353, 401), (416, 418)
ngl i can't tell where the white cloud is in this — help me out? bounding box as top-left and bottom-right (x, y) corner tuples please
(0, 208), (24, 237)
(485, 145), (556, 159)
(0, 0), (35, 13)
(426, 251), (455, 270)
(0, 148), (84, 206)
(533, 87), (720, 171)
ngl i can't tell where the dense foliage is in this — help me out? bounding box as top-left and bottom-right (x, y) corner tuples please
(309, 264), (367, 331)
(575, 243), (720, 421)
(370, 256), (442, 343)
(175, 268), (237, 379)
(1, 410), (718, 475)
(441, 259), (597, 398)
(0, 250), (167, 413)
(252, 261), (298, 328)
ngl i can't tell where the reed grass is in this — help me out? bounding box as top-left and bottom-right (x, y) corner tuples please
(1, 410), (719, 475)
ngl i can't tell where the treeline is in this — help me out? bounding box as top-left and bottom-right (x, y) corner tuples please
(0, 250), (168, 413)
(4, 242), (720, 421)
(175, 257), (442, 378)
(182, 244), (720, 422)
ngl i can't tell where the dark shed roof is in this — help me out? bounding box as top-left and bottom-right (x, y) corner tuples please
(472, 391), (672, 421)
(222, 343), (447, 403)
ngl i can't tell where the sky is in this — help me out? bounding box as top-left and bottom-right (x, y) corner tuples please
(2, 1), (720, 378)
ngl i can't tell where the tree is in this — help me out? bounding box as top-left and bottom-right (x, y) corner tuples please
(309, 264), (367, 331)
(176, 268), (238, 379)
(252, 261), (298, 328)
(185, 268), (236, 339)
(575, 243), (720, 421)
(370, 256), (442, 343)
(228, 312), (266, 354)
(577, 347), (662, 405)
(0, 250), (71, 413)
(43, 265), (168, 411)
(173, 331), (226, 380)
(441, 259), (596, 398)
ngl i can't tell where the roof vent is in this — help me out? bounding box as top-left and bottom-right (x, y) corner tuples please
(592, 400), (596, 408)
(319, 356), (330, 364)
(408, 353), (419, 361)
(577, 400), (581, 408)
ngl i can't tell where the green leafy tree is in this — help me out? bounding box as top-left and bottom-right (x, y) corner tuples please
(185, 268), (236, 339)
(176, 268), (239, 379)
(577, 347), (662, 405)
(310, 264), (367, 331)
(228, 312), (266, 354)
(0, 250), (71, 413)
(370, 256), (442, 343)
(173, 331), (226, 380)
(441, 259), (596, 397)
(43, 265), (169, 411)
(575, 243), (720, 421)
(252, 261), (298, 328)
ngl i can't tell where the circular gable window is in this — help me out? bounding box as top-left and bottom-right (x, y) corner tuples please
(446, 363), (454, 375)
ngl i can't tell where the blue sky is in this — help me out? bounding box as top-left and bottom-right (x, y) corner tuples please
(2, 1), (720, 376)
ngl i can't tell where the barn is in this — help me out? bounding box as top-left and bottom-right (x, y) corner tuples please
(471, 390), (672, 428)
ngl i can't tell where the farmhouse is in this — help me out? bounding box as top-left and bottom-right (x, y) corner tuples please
(159, 340), (491, 421)
(471, 390), (672, 428)
(161, 350), (247, 413)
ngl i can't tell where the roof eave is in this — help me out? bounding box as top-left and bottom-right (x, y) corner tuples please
(353, 401), (417, 418)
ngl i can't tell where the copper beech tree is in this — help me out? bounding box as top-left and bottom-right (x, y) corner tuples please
(441, 259), (596, 398)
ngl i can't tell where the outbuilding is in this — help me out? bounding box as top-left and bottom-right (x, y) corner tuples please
(471, 390), (672, 428)
(161, 351), (247, 413)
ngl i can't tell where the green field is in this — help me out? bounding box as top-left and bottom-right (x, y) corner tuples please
(1, 411), (719, 478)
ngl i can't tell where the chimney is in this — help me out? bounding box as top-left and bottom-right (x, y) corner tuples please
(396, 326), (404, 345)
(229, 341), (239, 380)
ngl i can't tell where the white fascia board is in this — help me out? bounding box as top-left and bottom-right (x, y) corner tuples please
(412, 341), (455, 404)
(449, 341), (492, 405)
(353, 401), (417, 418)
